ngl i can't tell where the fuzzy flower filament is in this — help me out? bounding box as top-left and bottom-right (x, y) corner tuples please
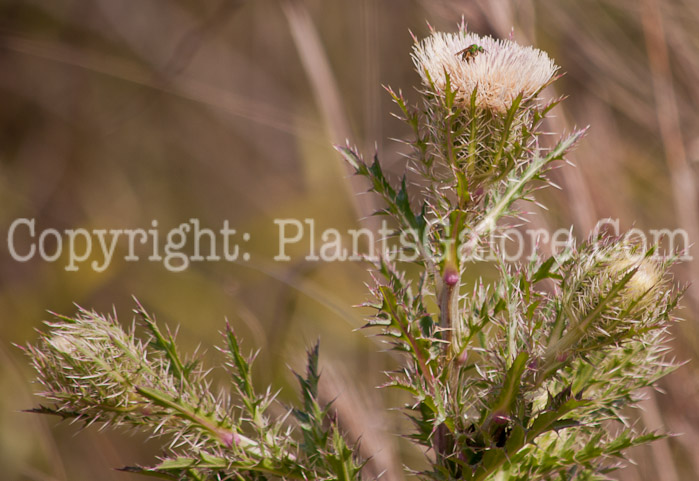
(412, 29), (558, 114)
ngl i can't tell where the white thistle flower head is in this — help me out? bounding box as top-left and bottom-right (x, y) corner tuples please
(412, 29), (558, 114)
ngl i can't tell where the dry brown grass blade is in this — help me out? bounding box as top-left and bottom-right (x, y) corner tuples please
(663, 369), (699, 475)
(282, 0), (378, 226)
(639, 389), (681, 481)
(640, 0), (699, 306)
(319, 362), (404, 481)
(281, 1), (352, 143)
(359, 0), (381, 156)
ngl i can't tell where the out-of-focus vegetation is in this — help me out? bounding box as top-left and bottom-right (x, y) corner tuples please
(0, 1), (697, 480)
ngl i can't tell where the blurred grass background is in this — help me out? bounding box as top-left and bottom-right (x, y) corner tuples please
(1, 0), (698, 480)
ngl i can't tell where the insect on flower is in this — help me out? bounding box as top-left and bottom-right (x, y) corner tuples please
(457, 44), (485, 62)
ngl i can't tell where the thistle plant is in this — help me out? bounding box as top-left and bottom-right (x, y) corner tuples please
(25, 24), (684, 481)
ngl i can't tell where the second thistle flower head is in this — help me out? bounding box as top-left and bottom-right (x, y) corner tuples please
(412, 27), (558, 114)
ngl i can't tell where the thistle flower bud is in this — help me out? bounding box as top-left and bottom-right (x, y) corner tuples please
(545, 240), (672, 362)
(580, 243), (668, 319)
(30, 311), (152, 415)
(607, 251), (665, 309)
(27, 308), (248, 455)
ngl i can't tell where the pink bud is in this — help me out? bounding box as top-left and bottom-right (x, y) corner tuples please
(491, 412), (511, 425)
(456, 349), (469, 365)
(219, 430), (240, 448)
(444, 268), (459, 286)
